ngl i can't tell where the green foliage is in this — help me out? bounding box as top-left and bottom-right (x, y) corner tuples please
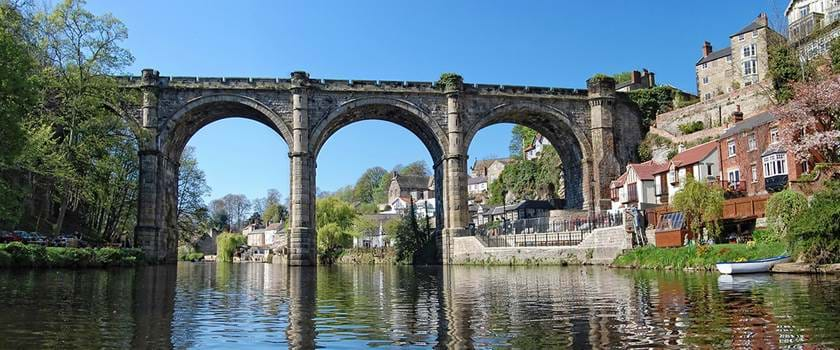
(316, 197), (358, 264)
(437, 72), (462, 91)
(612, 242), (786, 270)
(787, 181), (840, 264)
(627, 86), (680, 129)
(677, 120), (705, 135)
(589, 73), (611, 83)
(397, 161), (430, 177)
(612, 71), (632, 84)
(393, 201), (435, 264)
(353, 167), (387, 204)
(177, 245), (204, 261)
(637, 133), (673, 162)
(672, 177), (724, 242)
(768, 44), (804, 103)
(0, 242), (143, 267)
(177, 146), (211, 244)
(509, 125), (537, 157)
(765, 189), (808, 244)
(831, 37), (840, 74)
(216, 232), (246, 263)
(489, 147), (563, 205)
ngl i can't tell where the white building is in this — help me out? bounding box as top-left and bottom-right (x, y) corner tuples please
(610, 161), (670, 212)
(524, 134), (552, 160)
(353, 213), (401, 248)
(467, 176), (488, 194)
(787, 0), (840, 59)
(652, 141), (721, 204)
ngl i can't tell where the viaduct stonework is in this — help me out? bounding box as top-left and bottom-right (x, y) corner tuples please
(121, 70), (643, 265)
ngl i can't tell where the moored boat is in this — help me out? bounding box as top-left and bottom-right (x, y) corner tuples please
(716, 255), (791, 274)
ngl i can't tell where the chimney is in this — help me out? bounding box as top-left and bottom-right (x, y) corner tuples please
(631, 70), (641, 84)
(648, 71), (656, 87)
(732, 105), (744, 123)
(758, 12), (768, 27)
(702, 41), (713, 57)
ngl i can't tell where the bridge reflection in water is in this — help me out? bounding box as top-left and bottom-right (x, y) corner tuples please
(0, 264), (839, 348)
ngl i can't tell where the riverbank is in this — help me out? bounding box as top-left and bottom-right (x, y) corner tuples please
(0, 242), (144, 268)
(336, 248), (398, 264)
(611, 242), (786, 271)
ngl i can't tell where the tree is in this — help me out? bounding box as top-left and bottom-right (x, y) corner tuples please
(509, 125), (537, 157)
(221, 194), (250, 231)
(393, 200), (435, 264)
(373, 173), (393, 204)
(315, 196), (357, 263)
(177, 146), (211, 243)
(772, 74), (840, 164)
(209, 199), (229, 232)
(672, 177), (724, 243)
(627, 86), (679, 129)
(768, 44), (804, 103)
(830, 37), (840, 74)
(353, 166), (387, 204)
(397, 161), (430, 177)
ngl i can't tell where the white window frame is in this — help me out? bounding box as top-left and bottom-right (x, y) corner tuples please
(770, 127), (779, 143)
(751, 164), (758, 183)
(752, 30), (759, 38)
(763, 153), (788, 178)
(704, 92), (712, 100)
(702, 76), (709, 85)
(742, 44), (756, 58)
(728, 168), (741, 183)
(744, 60), (757, 76)
(727, 139), (736, 158)
(748, 133), (757, 151)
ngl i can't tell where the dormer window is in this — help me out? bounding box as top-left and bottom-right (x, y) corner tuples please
(770, 127), (779, 143)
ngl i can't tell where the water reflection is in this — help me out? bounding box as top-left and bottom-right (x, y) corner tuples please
(0, 264), (838, 348)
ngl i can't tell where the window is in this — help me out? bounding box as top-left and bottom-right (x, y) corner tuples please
(727, 139), (736, 157)
(702, 76), (709, 85)
(726, 56), (732, 63)
(743, 44), (756, 58)
(728, 168), (741, 183)
(744, 60), (757, 75)
(770, 127), (779, 143)
(748, 133), (757, 151)
(739, 34), (745, 41)
(799, 6), (809, 18)
(802, 161), (810, 174)
(704, 92), (712, 100)
(751, 164), (758, 183)
(763, 153), (788, 177)
(627, 183), (638, 202)
(702, 63), (708, 70)
(752, 30), (759, 38)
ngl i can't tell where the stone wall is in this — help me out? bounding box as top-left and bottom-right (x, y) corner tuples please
(451, 226), (630, 265)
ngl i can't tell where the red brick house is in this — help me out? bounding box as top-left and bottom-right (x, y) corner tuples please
(718, 111), (811, 196)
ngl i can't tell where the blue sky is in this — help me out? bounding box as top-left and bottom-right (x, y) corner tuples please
(86, 0), (785, 202)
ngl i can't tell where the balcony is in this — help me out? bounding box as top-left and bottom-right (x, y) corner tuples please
(789, 12), (824, 43)
(709, 179), (747, 199)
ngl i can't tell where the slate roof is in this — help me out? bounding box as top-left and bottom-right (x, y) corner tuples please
(394, 174), (431, 190)
(266, 223), (284, 231)
(468, 176), (487, 185)
(472, 158), (512, 172)
(697, 47), (732, 65)
(731, 17), (767, 37)
(720, 111), (778, 139)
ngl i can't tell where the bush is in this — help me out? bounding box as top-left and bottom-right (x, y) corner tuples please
(765, 189), (808, 243)
(0, 243), (143, 268)
(216, 232), (246, 263)
(788, 181), (840, 264)
(677, 120), (705, 135)
(612, 242), (786, 270)
(830, 37), (840, 73)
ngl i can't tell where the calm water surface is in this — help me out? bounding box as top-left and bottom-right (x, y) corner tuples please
(0, 263), (838, 349)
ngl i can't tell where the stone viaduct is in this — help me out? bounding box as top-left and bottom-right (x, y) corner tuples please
(120, 69), (642, 265)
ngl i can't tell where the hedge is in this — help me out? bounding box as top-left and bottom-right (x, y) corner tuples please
(0, 242), (144, 268)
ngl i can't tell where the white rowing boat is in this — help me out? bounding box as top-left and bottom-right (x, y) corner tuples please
(715, 255), (791, 274)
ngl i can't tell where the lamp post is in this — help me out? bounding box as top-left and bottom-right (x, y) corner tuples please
(501, 190), (508, 235)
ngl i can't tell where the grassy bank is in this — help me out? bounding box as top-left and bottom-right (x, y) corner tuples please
(612, 242), (786, 271)
(0, 242), (144, 268)
(336, 248), (398, 264)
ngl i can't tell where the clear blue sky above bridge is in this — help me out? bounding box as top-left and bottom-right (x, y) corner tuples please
(86, 0), (785, 203)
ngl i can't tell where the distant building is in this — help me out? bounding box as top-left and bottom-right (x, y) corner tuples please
(786, 0), (840, 60)
(615, 69), (656, 92)
(353, 213), (400, 248)
(695, 13), (784, 101)
(652, 141), (721, 204)
(387, 172), (434, 204)
(524, 134), (552, 160)
(467, 176), (488, 194)
(471, 158), (511, 184)
(474, 200), (554, 225)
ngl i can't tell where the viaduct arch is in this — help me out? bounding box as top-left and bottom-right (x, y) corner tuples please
(122, 69), (642, 265)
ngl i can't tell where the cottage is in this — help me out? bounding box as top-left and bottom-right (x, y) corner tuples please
(471, 158), (511, 184)
(352, 213), (401, 248)
(652, 141), (721, 203)
(387, 172), (433, 204)
(467, 176), (488, 194)
(610, 161), (670, 211)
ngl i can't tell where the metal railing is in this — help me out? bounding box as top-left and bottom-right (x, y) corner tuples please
(469, 211), (623, 248)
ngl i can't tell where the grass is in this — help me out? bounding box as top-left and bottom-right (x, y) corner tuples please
(0, 242), (144, 268)
(612, 242), (786, 271)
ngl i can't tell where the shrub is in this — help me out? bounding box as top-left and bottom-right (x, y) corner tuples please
(830, 37), (840, 73)
(765, 190), (808, 243)
(677, 120), (705, 135)
(788, 181), (840, 264)
(672, 177), (724, 242)
(0, 244), (143, 268)
(216, 232), (246, 263)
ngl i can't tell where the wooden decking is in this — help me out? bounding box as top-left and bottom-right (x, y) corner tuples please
(646, 194), (770, 228)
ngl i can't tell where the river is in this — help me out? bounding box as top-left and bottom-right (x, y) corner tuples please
(0, 263), (838, 349)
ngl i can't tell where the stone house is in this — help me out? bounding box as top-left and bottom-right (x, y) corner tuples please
(610, 161), (670, 212)
(471, 158), (511, 185)
(387, 172), (433, 204)
(467, 176), (488, 194)
(787, 0), (840, 60)
(476, 200), (554, 225)
(695, 13), (784, 101)
(718, 111), (810, 195)
(652, 141), (721, 204)
(615, 69), (656, 92)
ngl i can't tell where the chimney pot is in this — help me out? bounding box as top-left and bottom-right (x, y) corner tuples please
(732, 104), (744, 122)
(702, 41), (713, 57)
